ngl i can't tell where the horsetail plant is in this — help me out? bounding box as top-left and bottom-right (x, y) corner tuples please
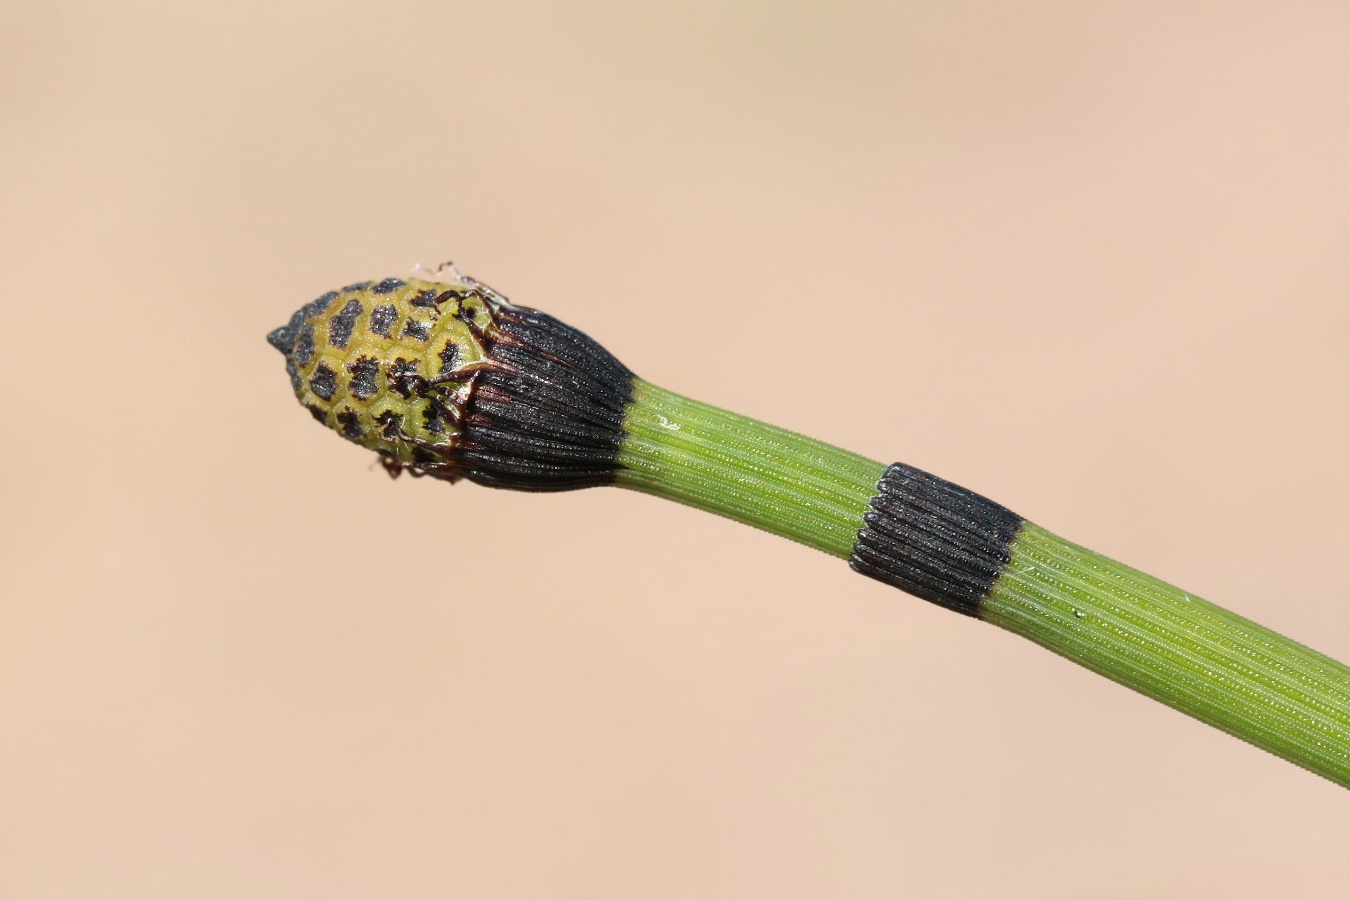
(267, 269), (1350, 788)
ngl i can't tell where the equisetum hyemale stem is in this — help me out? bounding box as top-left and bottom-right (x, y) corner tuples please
(268, 272), (1350, 788)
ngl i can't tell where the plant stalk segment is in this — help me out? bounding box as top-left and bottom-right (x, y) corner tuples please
(268, 274), (1350, 788)
(617, 380), (885, 558)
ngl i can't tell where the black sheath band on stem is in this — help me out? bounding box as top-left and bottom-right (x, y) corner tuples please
(454, 305), (636, 492)
(849, 463), (1024, 616)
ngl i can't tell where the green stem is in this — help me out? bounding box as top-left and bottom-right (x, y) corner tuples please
(983, 524), (1350, 786)
(615, 378), (1350, 787)
(616, 379), (885, 557)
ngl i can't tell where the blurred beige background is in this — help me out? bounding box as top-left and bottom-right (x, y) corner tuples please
(3, 1), (1349, 897)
